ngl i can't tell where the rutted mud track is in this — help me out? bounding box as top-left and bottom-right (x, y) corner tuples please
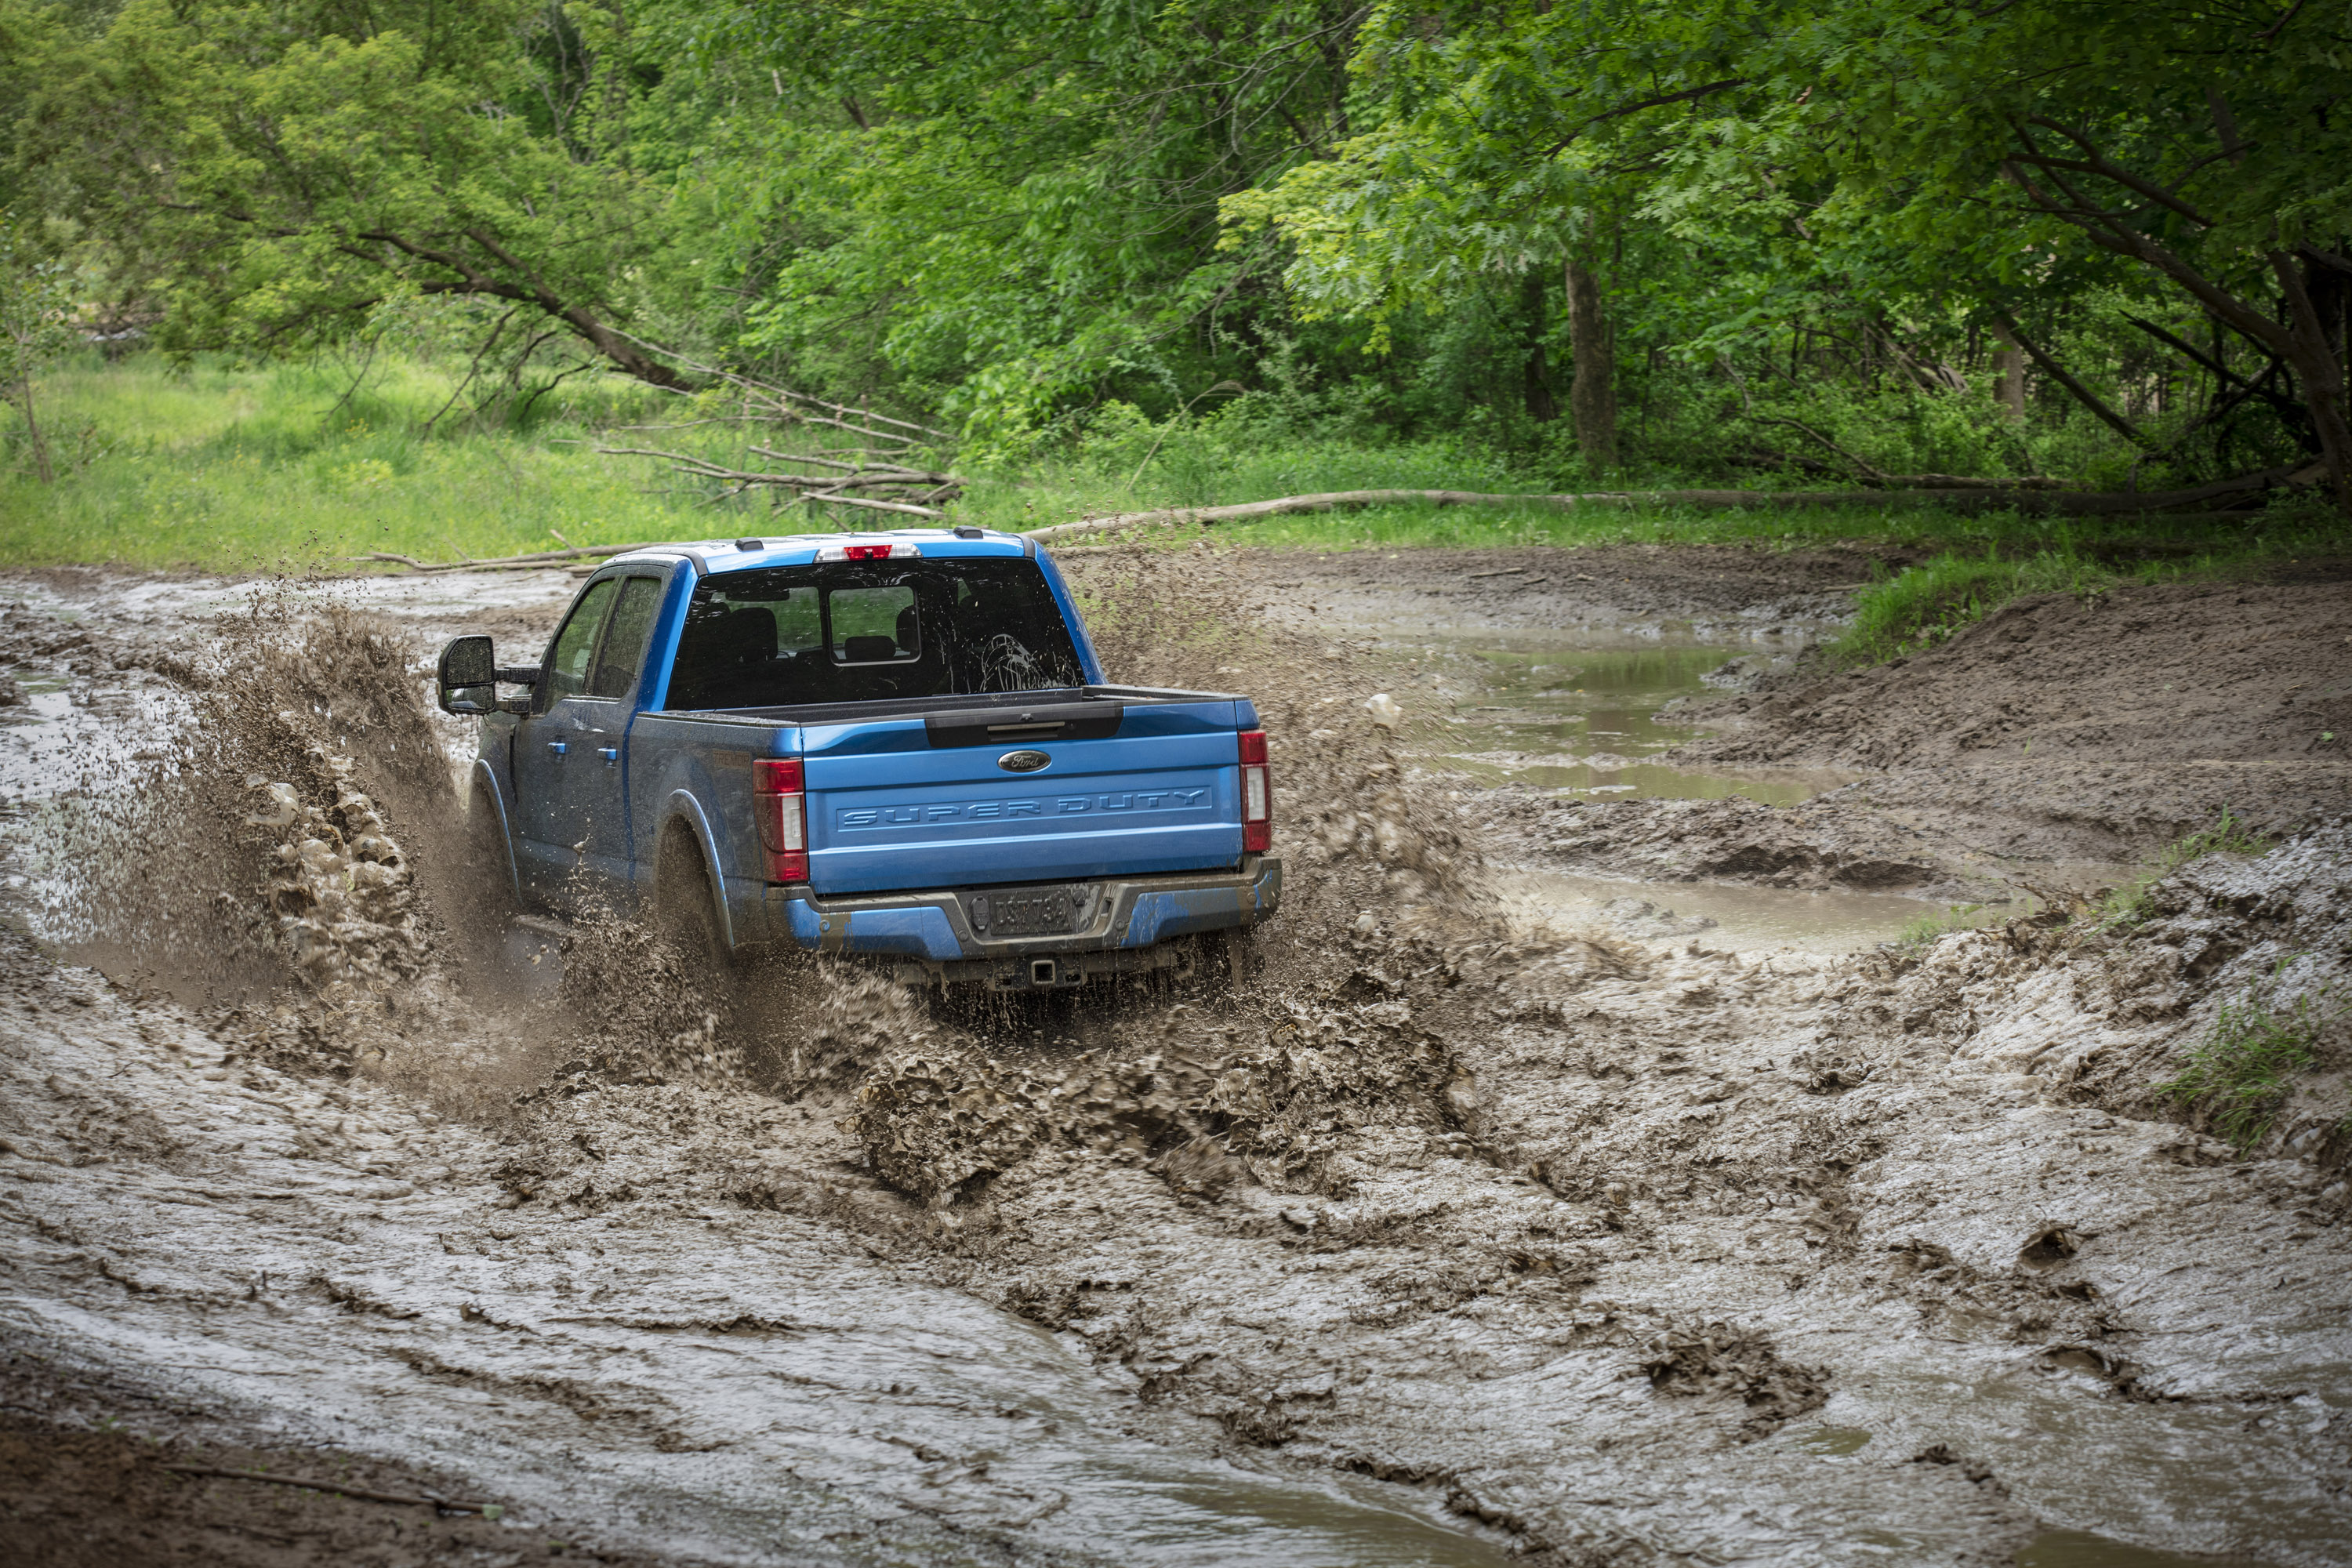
(1, 547), (2347, 1567)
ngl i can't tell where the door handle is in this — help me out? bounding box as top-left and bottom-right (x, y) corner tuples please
(597, 746), (619, 765)
(547, 741), (568, 756)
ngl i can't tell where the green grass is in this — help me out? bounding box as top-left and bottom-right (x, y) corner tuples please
(3, 351), (2347, 574)
(1831, 546), (2111, 665)
(2159, 958), (2339, 1150)
(0, 353), (696, 571)
(1893, 902), (1994, 950)
(2087, 810), (2275, 931)
(1824, 508), (2352, 667)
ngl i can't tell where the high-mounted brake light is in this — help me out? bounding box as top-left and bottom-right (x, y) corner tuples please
(815, 541), (921, 562)
(1237, 729), (1271, 854)
(752, 757), (808, 883)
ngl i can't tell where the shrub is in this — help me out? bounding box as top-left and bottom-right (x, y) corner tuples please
(2159, 959), (2339, 1150)
(2089, 809), (2273, 931)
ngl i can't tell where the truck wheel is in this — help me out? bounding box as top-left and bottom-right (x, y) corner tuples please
(449, 782), (517, 950)
(654, 824), (732, 981)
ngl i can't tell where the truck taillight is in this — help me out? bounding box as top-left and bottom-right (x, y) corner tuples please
(753, 757), (808, 883)
(1237, 729), (1271, 854)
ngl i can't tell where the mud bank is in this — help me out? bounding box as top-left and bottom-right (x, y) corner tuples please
(2, 550), (2349, 1567)
(1441, 572), (2350, 907)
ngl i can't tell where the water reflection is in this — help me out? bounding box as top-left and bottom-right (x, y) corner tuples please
(1490, 868), (2008, 953)
(1385, 637), (1852, 808)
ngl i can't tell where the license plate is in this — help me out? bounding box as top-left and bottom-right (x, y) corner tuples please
(972, 888), (1077, 937)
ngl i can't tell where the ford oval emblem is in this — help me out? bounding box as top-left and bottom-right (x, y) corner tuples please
(997, 749), (1051, 774)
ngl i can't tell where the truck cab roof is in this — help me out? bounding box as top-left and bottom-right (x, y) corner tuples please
(604, 527), (1033, 576)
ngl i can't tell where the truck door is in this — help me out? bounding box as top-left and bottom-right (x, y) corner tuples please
(513, 579), (614, 899)
(512, 574), (667, 909)
(568, 574), (666, 892)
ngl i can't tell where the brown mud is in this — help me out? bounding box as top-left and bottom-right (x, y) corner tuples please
(1484, 574), (2352, 904)
(2, 1349), (679, 1567)
(2, 544), (2348, 1568)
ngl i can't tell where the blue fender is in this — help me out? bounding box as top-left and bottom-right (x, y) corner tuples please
(658, 788), (739, 950)
(467, 757), (521, 900)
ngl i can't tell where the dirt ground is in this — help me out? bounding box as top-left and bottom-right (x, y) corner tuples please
(1, 543), (2347, 1568)
(0, 1348), (678, 1566)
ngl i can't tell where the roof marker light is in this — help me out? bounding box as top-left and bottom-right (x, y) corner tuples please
(815, 542), (921, 562)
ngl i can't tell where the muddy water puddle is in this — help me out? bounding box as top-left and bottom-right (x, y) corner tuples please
(1490, 866), (2008, 953)
(4, 1000), (1527, 1568)
(1377, 633), (1852, 806)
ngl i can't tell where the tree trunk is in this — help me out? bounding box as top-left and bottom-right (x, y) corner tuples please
(1522, 269), (1557, 423)
(1989, 321), (2027, 420)
(1566, 258), (1616, 466)
(1992, 310), (2142, 444)
(2270, 250), (2352, 515)
(11, 375), (51, 484)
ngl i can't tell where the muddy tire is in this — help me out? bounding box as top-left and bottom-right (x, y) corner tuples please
(449, 782), (517, 950)
(653, 822), (733, 985)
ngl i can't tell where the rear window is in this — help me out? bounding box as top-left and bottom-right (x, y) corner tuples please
(664, 557), (1086, 711)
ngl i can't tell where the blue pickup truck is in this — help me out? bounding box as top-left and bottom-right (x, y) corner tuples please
(435, 528), (1279, 989)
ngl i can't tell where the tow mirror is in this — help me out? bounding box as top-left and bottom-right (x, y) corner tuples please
(437, 635), (497, 714)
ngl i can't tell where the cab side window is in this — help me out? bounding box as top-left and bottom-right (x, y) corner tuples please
(587, 576), (665, 699)
(543, 578), (618, 702)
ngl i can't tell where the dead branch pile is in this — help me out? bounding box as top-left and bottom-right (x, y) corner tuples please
(343, 544), (660, 574)
(590, 343), (962, 518)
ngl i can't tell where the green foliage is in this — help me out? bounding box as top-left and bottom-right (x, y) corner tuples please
(708, 0), (1364, 445)
(0, 352), (690, 569)
(5, 1), (2351, 529)
(1831, 546), (2107, 665)
(13, 0), (688, 384)
(2089, 811), (2276, 933)
(1894, 903), (1995, 952)
(1222, 0), (2352, 497)
(0, 212), (78, 481)
(2160, 959), (2340, 1152)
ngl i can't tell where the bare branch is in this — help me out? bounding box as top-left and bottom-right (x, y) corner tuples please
(1541, 78), (1750, 158)
(1989, 308), (2148, 445)
(2122, 314), (2310, 439)
(2019, 117), (2217, 226)
(796, 491), (946, 518)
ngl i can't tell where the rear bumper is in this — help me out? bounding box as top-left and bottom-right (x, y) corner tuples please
(764, 855), (1281, 967)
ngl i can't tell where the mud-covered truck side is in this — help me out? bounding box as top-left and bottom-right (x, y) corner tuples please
(434, 528), (1280, 989)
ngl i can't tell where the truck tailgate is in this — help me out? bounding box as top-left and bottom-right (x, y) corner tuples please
(802, 697), (1245, 895)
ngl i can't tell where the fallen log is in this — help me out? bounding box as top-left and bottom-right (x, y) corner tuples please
(1018, 470), (2315, 544)
(794, 490), (949, 518)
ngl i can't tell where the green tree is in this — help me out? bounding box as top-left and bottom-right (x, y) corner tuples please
(1225, 0), (2352, 503)
(710, 0), (1367, 441)
(14, 0), (690, 385)
(0, 214), (76, 482)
